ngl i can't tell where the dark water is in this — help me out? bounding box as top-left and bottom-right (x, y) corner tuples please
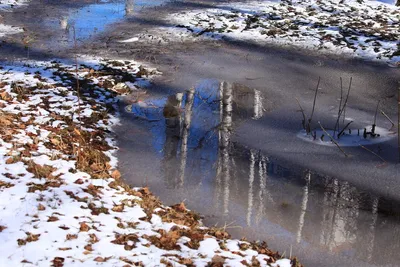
(118, 79), (400, 266)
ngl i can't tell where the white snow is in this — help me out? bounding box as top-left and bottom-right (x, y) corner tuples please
(161, 0), (400, 66)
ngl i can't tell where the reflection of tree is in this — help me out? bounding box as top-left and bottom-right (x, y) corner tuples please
(125, 0), (134, 15)
(221, 81), (233, 215)
(162, 94), (183, 188)
(247, 150), (256, 226)
(178, 88), (195, 187)
(296, 171), (310, 243)
(319, 178), (360, 252)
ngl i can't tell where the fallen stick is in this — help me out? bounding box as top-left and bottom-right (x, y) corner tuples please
(379, 109), (395, 129)
(318, 122), (348, 157)
(359, 145), (386, 163)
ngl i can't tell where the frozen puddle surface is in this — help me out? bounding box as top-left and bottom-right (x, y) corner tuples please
(298, 126), (396, 147)
(119, 79), (400, 266)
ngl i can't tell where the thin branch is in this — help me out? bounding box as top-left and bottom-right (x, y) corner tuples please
(333, 77), (344, 137)
(341, 77), (353, 124)
(296, 97), (308, 132)
(309, 77), (321, 125)
(380, 109), (395, 129)
(372, 100), (380, 134)
(337, 121), (353, 138)
(360, 145), (386, 163)
(318, 121), (348, 157)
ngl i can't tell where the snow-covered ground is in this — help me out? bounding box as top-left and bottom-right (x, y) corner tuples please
(0, 0), (27, 37)
(137, 0), (400, 66)
(0, 57), (295, 267)
(0, 0), (28, 10)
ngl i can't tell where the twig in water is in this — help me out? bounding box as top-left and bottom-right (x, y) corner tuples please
(372, 100), (380, 134)
(308, 77), (321, 129)
(379, 109), (395, 129)
(342, 77), (352, 124)
(334, 77), (344, 137)
(318, 122), (348, 157)
(360, 145), (386, 164)
(296, 97), (308, 132)
(338, 121), (353, 138)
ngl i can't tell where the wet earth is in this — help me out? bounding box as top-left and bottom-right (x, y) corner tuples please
(1, 0), (400, 266)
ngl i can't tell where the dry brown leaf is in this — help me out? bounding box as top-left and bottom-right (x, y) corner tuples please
(66, 234), (78, 240)
(52, 257), (65, 267)
(111, 169), (121, 179)
(47, 216), (59, 222)
(74, 179), (84, 185)
(38, 204), (46, 211)
(93, 257), (105, 262)
(79, 222), (90, 232)
(112, 204), (124, 213)
(50, 138), (60, 146)
(84, 244), (93, 251)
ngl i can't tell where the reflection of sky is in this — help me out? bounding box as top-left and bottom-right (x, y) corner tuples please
(67, 2), (126, 41)
(52, 0), (167, 43)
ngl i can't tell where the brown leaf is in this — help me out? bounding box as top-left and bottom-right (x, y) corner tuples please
(174, 202), (186, 212)
(111, 169), (121, 180)
(5, 157), (15, 164)
(84, 244), (93, 251)
(112, 204), (124, 212)
(58, 225), (70, 230)
(93, 257), (105, 262)
(80, 222), (90, 232)
(0, 91), (11, 101)
(52, 257), (64, 267)
(47, 216), (59, 222)
(38, 204), (46, 211)
(89, 233), (99, 243)
(58, 247), (71, 251)
(50, 138), (60, 146)
(74, 179), (84, 185)
(66, 234), (78, 240)
(0, 225), (7, 232)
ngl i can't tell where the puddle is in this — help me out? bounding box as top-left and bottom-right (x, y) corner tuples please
(119, 79), (400, 266)
(45, 0), (167, 45)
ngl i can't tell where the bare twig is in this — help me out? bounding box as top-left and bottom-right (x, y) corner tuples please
(318, 121), (348, 157)
(379, 109), (395, 129)
(342, 77), (352, 124)
(338, 121), (353, 138)
(360, 145), (386, 163)
(372, 100), (380, 134)
(333, 77), (344, 137)
(296, 97), (308, 132)
(308, 77), (321, 127)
